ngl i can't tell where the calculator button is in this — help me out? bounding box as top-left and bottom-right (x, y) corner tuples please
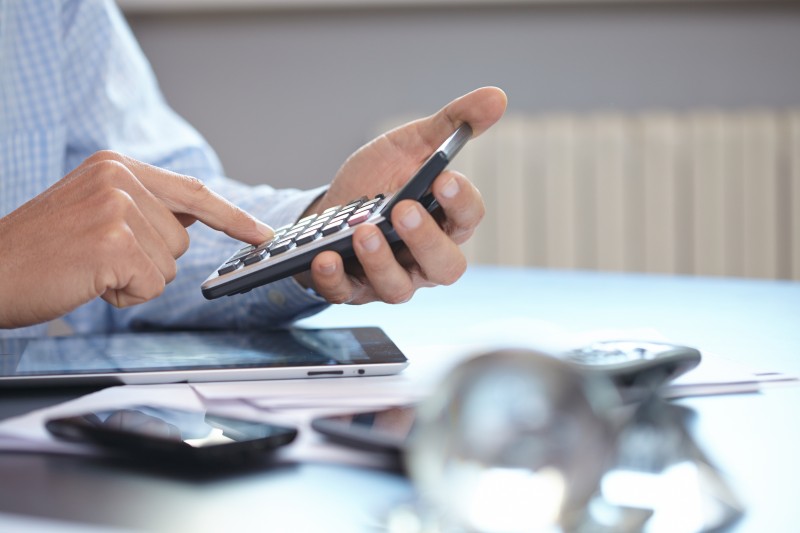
(361, 203), (381, 215)
(218, 259), (243, 275)
(321, 219), (348, 236)
(242, 248), (268, 266)
(347, 210), (372, 226)
(295, 229), (320, 246)
(314, 215), (333, 226)
(229, 245), (256, 262)
(254, 241), (272, 253)
(270, 238), (295, 255)
(281, 231), (300, 243)
(305, 221), (325, 233)
(346, 196), (368, 208)
(295, 214), (318, 226)
(338, 205), (358, 217)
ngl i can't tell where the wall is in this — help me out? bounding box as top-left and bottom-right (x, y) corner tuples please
(125, 2), (800, 190)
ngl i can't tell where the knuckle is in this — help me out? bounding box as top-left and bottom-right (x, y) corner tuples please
(99, 187), (136, 212)
(87, 159), (137, 189)
(384, 286), (415, 305)
(96, 223), (137, 256)
(179, 175), (224, 215)
(313, 279), (352, 306)
(122, 278), (166, 307)
(163, 261), (178, 284)
(439, 257), (467, 286)
(315, 279), (353, 305)
(174, 230), (190, 257)
(424, 254), (467, 287)
(90, 189), (138, 228)
(84, 149), (125, 166)
(413, 234), (440, 255)
(181, 176), (212, 204)
(325, 291), (352, 305)
(183, 175), (207, 193)
(143, 279), (166, 301)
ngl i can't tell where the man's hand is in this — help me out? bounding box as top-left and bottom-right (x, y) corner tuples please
(0, 151), (273, 328)
(299, 86), (507, 305)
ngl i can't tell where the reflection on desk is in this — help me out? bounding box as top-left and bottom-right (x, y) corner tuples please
(0, 266), (798, 531)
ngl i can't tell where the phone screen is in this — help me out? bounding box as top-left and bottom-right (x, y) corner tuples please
(46, 405), (297, 463)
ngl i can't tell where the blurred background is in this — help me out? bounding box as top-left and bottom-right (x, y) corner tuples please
(121, 0), (800, 280)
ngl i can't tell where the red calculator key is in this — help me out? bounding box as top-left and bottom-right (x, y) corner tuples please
(347, 210), (372, 226)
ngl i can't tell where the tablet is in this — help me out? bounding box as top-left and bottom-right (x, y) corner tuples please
(0, 327), (408, 388)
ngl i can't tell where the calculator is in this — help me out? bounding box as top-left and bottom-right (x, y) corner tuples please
(201, 124), (473, 299)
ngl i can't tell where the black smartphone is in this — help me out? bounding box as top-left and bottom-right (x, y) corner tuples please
(201, 123), (473, 299)
(46, 405), (297, 464)
(562, 340), (702, 388)
(310, 405), (417, 455)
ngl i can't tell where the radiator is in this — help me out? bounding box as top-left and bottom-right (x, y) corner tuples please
(450, 110), (800, 281)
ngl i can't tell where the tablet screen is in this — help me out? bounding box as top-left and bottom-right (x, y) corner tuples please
(0, 327), (407, 385)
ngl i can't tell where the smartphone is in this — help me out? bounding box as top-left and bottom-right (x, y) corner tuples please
(562, 340), (702, 388)
(46, 405), (298, 464)
(309, 343), (703, 454)
(310, 405), (417, 455)
(201, 123), (473, 299)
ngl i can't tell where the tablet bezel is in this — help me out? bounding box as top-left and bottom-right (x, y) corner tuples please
(0, 327), (408, 388)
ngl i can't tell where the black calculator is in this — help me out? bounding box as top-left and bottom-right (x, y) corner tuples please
(201, 124), (473, 299)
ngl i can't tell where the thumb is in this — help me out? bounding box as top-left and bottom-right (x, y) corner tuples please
(417, 86), (508, 149)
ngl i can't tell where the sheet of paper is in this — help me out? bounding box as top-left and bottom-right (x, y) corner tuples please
(665, 351), (798, 398)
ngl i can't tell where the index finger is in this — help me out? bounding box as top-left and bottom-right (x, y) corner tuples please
(117, 155), (273, 245)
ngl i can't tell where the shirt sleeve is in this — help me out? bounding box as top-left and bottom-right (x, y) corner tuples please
(55, 0), (330, 333)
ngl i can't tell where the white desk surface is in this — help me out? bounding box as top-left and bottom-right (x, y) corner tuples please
(0, 265), (798, 531)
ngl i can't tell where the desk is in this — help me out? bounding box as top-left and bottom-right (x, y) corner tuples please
(0, 266), (798, 531)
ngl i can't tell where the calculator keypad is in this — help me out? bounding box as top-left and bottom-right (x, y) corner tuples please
(216, 194), (384, 277)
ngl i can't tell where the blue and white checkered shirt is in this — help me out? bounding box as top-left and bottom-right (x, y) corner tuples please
(0, 0), (329, 338)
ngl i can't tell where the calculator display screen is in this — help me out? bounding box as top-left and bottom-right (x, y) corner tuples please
(0, 327), (406, 384)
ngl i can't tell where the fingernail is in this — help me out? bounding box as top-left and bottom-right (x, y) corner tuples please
(399, 204), (422, 230)
(319, 260), (337, 275)
(441, 176), (460, 199)
(361, 231), (381, 252)
(255, 220), (274, 241)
